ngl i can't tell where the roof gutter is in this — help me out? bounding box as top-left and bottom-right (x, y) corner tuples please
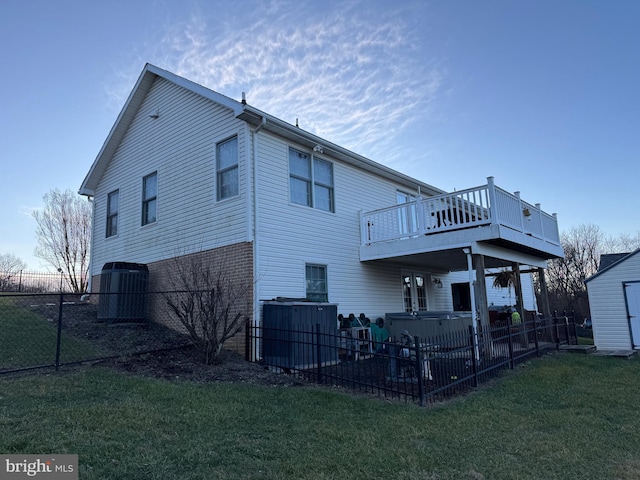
(237, 104), (443, 197)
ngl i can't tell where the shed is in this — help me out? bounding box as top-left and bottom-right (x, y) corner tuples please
(585, 249), (640, 351)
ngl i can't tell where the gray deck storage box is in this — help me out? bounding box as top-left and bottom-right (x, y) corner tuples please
(262, 301), (338, 369)
(98, 262), (149, 323)
(385, 311), (473, 341)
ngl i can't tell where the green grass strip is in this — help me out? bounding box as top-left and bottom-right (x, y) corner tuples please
(0, 299), (98, 369)
(1, 354), (639, 479)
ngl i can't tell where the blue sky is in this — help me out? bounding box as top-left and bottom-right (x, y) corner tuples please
(1, 0), (638, 269)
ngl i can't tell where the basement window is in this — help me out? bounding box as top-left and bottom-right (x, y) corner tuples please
(305, 264), (328, 302)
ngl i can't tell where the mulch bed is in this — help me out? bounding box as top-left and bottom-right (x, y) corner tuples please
(101, 346), (307, 387)
(26, 299), (306, 387)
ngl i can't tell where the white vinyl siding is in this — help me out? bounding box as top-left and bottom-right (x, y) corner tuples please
(255, 132), (416, 319)
(426, 271), (538, 313)
(586, 252), (640, 351)
(89, 77), (248, 274)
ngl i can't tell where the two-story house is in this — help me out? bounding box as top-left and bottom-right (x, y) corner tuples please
(79, 63), (563, 353)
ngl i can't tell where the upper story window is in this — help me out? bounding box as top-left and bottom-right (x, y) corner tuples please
(217, 136), (239, 200)
(142, 172), (157, 226)
(305, 263), (328, 302)
(289, 148), (334, 212)
(106, 190), (119, 237)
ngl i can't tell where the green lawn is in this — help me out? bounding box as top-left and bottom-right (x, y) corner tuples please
(0, 297), (98, 370)
(1, 353), (639, 479)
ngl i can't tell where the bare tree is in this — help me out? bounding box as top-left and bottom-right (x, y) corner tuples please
(0, 253), (27, 291)
(531, 223), (640, 323)
(545, 224), (604, 318)
(32, 189), (91, 293)
(602, 230), (640, 253)
(163, 253), (252, 365)
(543, 223), (640, 320)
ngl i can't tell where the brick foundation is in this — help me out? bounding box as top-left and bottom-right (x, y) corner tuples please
(90, 242), (254, 355)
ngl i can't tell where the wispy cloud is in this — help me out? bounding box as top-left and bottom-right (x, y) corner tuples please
(117, 0), (444, 165)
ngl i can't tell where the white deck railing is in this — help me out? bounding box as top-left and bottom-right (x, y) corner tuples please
(360, 177), (560, 248)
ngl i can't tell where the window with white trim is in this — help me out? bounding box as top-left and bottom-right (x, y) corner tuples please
(106, 189), (119, 237)
(305, 264), (328, 302)
(289, 148), (334, 212)
(142, 172), (157, 226)
(217, 136), (239, 200)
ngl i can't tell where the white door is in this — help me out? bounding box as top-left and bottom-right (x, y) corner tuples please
(625, 282), (640, 349)
(402, 273), (428, 312)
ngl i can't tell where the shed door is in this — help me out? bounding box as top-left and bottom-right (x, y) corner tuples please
(625, 282), (640, 349)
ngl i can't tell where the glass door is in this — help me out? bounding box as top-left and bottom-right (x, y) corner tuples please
(402, 273), (428, 312)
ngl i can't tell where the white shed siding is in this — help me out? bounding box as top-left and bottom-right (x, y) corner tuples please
(90, 78), (248, 276)
(587, 253), (640, 351)
(254, 131), (416, 319)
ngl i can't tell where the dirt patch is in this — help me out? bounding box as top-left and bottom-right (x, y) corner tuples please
(28, 299), (306, 387)
(101, 346), (307, 387)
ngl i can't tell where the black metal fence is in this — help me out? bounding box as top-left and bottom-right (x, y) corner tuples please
(248, 313), (580, 405)
(2, 292), (582, 406)
(0, 292), (193, 375)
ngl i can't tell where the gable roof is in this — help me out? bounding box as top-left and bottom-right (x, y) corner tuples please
(79, 63), (443, 197)
(585, 248), (640, 284)
(79, 64), (244, 196)
(599, 253), (632, 271)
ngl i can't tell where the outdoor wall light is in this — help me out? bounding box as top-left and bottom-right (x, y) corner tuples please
(313, 144), (324, 154)
(522, 208), (532, 217)
(433, 278), (443, 288)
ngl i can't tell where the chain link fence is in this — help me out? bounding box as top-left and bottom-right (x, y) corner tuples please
(0, 292), (193, 374)
(0, 270), (69, 293)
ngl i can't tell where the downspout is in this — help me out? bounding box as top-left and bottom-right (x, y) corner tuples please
(87, 195), (95, 293)
(251, 116), (267, 361)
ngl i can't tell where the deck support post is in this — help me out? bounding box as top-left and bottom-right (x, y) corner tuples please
(511, 262), (524, 315)
(464, 248), (480, 364)
(512, 262), (528, 348)
(473, 253), (492, 359)
(536, 267), (551, 318)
